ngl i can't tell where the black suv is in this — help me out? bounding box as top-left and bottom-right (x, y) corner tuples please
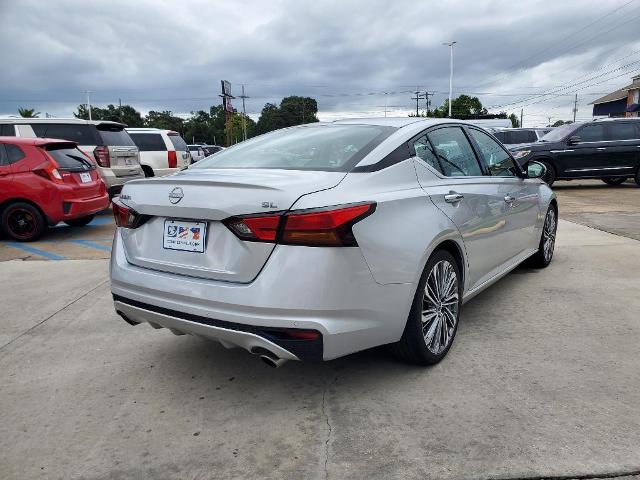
(510, 118), (640, 186)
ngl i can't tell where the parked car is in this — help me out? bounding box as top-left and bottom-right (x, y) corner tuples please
(188, 144), (206, 162)
(510, 118), (640, 186)
(110, 118), (556, 367)
(126, 128), (191, 176)
(202, 145), (225, 156)
(0, 118), (143, 198)
(492, 128), (552, 147)
(0, 137), (110, 241)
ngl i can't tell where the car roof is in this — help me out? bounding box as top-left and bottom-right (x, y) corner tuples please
(0, 136), (77, 146)
(0, 117), (125, 128)
(126, 127), (175, 134)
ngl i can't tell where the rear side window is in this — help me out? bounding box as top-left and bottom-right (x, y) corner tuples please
(45, 146), (95, 171)
(0, 124), (15, 136)
(608, 122), (638, 141)
(579, 124), (605, 142)
(5, 144), (25, 163)
(168, 134), (188, 151)
(129, 133), (167, 151)
(510, 130), (537, 144)
(97, 126), (135, 146)
(31, 123), (99, 145)
(426, 127), (483, 177)
(492, 131), (508, 143)
(412, 135), (442, 173)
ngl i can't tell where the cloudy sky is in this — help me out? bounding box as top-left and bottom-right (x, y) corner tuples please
(1, 0), (639, 126)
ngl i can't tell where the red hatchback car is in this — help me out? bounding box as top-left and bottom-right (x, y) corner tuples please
(0, 137), (110, 241)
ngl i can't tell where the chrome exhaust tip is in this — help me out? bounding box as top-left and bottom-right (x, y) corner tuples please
(260, 354), (288, 368)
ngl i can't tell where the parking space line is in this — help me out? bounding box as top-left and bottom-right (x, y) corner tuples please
(89, 217), (113, 226)
(6, 243), (66, 260)
(67, 240), (112, 252)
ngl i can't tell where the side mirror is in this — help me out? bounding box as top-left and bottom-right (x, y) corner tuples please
(567, 135), (581, 145)
(526, 161), (546, 179)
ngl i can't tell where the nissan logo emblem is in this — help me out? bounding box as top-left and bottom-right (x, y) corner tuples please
(169, 187), (184, 204)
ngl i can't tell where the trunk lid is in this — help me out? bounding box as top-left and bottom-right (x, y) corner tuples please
(118, 168), (346, 282)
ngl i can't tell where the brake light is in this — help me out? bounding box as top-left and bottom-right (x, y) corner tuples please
(168, 150), (177, 168)
(33, 152), (64, 183)
(223, 202), (375, 247)
(94, 146), (110, 167)
(112, 201), (149, 229)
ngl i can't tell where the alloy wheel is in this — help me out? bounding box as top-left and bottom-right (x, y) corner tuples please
(422, 260), (459, 354)
(542, 209), (557, 262)
(7, 208), (37, 239)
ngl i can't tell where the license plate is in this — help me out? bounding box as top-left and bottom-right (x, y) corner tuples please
(163, 219), (206, 253)
(79, 172), (92, 183)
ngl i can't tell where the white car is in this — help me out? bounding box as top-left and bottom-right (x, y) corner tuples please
(188, 145), (206, 162)
(111, 118), (557, 368)
(126, 128), (191, 177)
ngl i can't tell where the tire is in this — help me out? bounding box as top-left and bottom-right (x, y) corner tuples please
(539, 160), (556, 187)
(393, 250), (462, 365)
(64, 214), (95, 227)
(1, 202), (46, 242)
(526, 205), (557, 268)
(601, 177), (627, 186)
(142, 165), (154, 177)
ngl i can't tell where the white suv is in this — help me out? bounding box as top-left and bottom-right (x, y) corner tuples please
(126, 128), (191, 177)
(0, 118), (143, 198)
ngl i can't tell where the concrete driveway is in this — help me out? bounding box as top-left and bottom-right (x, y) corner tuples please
(1, 219), (639, 480)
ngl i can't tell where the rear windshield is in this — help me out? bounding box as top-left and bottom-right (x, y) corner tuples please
(510, 130), (538, 144)
(168, 134), (188, 152)
(31, 123), (99, 145)
(97, 125), (135, 146)
(192, 125), (394, 172)
(45, 146), (95, 171)
(188, 146), (200, 151)
(129, 133), (167, 151)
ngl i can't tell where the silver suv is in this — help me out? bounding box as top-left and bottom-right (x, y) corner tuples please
(0, 118), (143, 197)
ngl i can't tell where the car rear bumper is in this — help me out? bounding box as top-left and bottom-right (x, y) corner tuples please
(59, 193), (110, 222)
(110, 230), (414, 361)
(99, 167), (145, 189)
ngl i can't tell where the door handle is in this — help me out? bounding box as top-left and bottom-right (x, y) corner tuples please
(596, 147), (606, 151)
(504, 195), (516, 203)
(444, 193), (464, 204)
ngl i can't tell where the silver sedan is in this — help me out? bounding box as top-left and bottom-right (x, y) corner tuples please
(110, 118), (557, 367)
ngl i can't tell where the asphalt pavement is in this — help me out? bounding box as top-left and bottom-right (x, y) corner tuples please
(1, 218), (639, 480)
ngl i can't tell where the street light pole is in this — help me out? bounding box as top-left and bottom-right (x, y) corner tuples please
(84, 90), (93, 120)
(443, 41), (456, 118)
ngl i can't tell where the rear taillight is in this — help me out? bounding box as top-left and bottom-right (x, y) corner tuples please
(168, 150), (177, 168)
(223, 202), (375, 247)
(33, 153), (64, 183)
(112, 201), (149, 229)
(94, 146), (110, 167)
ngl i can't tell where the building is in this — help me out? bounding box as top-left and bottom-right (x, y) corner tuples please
(591, 75), (640, 118)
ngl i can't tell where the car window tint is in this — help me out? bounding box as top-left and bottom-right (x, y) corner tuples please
(510, 130), (537, 144)
(168, 134), (188, 151)
(97, 126), (135, 146)
(412, 135), (442, 173)
(5, 144), (26, 164)
(0, 124), (15, 136)
(0, 145), (8, 166)
(129, 133), (167, 151)
(45, 146), (95, 171)
(468, 129), (516, 177)
(31, 123), (98, 145)
(426, 127), (482, 177)
(608, 122), (638, 141)
(579, 124), (605, 142)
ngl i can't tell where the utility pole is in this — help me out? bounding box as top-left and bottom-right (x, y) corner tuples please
(547, 116), (553, 127)
(239, 84), (249, 141)
(424, 91), (434, 117)
(383, 92), (388, 117)
(84, 90), (93, 120)
(411, 89), (423, 117)
(443, 41), (456, 118)
(520, 108), (523, 128)
(573, 93), (578, 123)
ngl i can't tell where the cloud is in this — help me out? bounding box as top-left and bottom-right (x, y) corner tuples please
(1, 0), (639, 125)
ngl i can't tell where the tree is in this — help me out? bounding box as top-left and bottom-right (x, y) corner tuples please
(18, 108), (40, 118)
(552, 120), (572, 127)
(508, 113), (520, 128)
(433, 95), (487, 118)
(256, 96), (319, 134)
(74, 103), (144, 127)
(225, 113), (257, 145)
(144, 110), (184, 133)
